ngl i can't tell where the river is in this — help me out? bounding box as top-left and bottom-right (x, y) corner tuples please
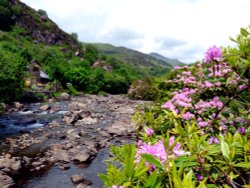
(0, 95), (146, 188)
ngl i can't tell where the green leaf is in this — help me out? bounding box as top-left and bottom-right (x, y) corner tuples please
(241, 28), (249, 37)
(134, 161), (149, 178)
(141, 154), (165, 171)
(220, 139), (230, 161)
(233, 162), (250, 168)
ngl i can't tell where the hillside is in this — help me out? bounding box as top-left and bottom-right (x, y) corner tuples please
(0, 0), (82, 54)
(88, 43), (173, 69)
(149, 52), (185, 66)
(0, 0), (174, 103)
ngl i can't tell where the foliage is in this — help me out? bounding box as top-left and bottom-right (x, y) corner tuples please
(0, 0), (21, 31)
(100, 26), (250, 187)
(0, 24), (152, 103)
(37, 9), (48, 17)
(0, 38), (27, 103)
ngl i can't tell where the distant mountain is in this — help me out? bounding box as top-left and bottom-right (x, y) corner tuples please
(89, 43), (173, 69)
(149, 52), (185, 66)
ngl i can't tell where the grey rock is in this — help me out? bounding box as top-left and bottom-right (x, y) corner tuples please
(71, 174), (85, 184)
(0, 170), (15, 188)
(60, 92), (70, 100)
(66, 129), (80, 140)
(52, 150), (70, 163)
(39, 104), (51, 111)
(73, 151), (90, 162)
(14, 118), (37, 126)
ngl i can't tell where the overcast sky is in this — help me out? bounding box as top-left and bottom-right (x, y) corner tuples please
(20, 0), (250, 63)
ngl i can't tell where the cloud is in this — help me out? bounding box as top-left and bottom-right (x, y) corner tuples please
(20, 0), (250, 63)
(96, 27), (144, 48)
(155, 36), (186, 48)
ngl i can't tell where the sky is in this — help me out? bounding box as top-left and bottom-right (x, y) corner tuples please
(20, 0), (250, 63)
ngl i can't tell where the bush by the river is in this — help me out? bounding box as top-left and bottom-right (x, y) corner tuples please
(100, 26), (250, 187)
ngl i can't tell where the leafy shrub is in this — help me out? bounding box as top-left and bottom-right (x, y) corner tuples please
(100, 26), (250, 187)
(0, 44), (27, 103)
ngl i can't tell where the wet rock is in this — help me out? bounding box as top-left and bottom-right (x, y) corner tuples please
(107, 121), (133, 136)
(5, 138), (17, 146)
(71, 174), (85, 184)
(73, 150), (90, 162)
(15, 118), (37, 126)
(76, 183), (92, 188)
(63, 115), (79, 125)
(39, 104), (51, 111)
(66, 129), (80, 140)
(48, 98), (55, 103)
(0, 170), (15, 188)
(76, 117), (97, 125)
(60, 92), (70, 100)
(99, 139), (110, 148)
(78, 110), (91, 118)
(5, 154), (11, 159)
(51, 143), (64, 151)
(116, 107), (135, 114)
(99, 130), (110, 138)
(0, 156), (22, 174)
(48, 121), (60, 128)
(59, 163), (70, 170)
(52, 150), (70, 163)
(14, 102), (23, 110)
(68, 102), (86, 111)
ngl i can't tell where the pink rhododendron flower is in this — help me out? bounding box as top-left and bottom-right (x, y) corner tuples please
(112, 186), (123, 188)
(135, 137), (184, 170)
(174, 66), (181, 70)
(196, 174), (204, 181)
(145, 127), (154, 137)
(182, 111), (195, 120)
(198, 121), (209, 128)
(204, 46), (222, 63)
(237, 127), (247, 135)
(239, 84), (247, 90)
(208, 137), (220, 144)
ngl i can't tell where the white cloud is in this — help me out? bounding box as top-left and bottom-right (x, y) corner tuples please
(21, 0), (250, 63)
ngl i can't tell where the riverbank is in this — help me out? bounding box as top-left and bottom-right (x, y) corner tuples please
(0, 94), (149, 188)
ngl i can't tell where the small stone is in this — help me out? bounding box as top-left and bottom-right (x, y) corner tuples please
(5, 154), (11, 159)
(51, 144), (64, 151)
(39, 104), (51, 111)
(73, 151), (90, 162)
(14, 102), (23, 110)
(60, 92), (70, 100)
(49, 121), (60, 128)
(59, 164), (70, 170)
(71, 174), (85, 184)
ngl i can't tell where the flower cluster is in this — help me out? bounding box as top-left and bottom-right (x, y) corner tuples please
(145, 127), (154, 137)
(162, 46), (249, 137)
(195, 96), (223, 114)
(112, 186), (123, 188)
(204, 46), (222, 63)
(135, 137), (184, 171)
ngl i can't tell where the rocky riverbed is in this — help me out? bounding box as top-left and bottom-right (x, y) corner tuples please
(0, 94), (149, 188)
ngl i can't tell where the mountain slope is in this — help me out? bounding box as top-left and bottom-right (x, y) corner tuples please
(149, 52), (185, 66)
(90, 43), (173, 69)
(0, 0), (82, 54)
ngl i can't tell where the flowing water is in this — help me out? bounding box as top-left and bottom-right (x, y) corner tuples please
(0, 95), (142, 188)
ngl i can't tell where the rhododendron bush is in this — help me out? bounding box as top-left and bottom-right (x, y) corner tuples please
(100, 27), (250, 187)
